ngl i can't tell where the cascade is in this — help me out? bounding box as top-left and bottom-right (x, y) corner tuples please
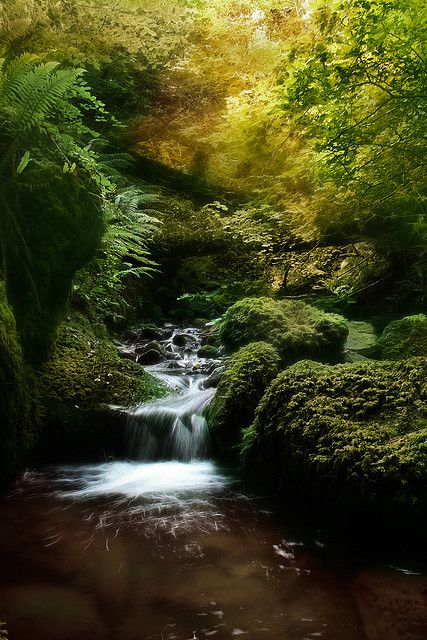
(125, 325), (221, 461)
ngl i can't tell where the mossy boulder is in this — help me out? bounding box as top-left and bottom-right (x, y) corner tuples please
(197, 344), (219, 359)
(220, 297), (348, 364)
(0, 282), (37, 489)
(243, 358), (427, 531)
(376, 314), (427, 360)
(6, 168), (104, 366)
(41, 310), (166, 409)
(208, 341), (280, 452)
(37, 310), (168, 462)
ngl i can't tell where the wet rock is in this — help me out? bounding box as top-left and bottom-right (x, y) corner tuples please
(135, 325), (164, 341)
(134, 340), (166, 356)
(344, 350), (370, 363)
(345, 321), (377, 356)
(172, 333), (188, 347)
(197, 344), (219, 359)
(122, 329), (139, 343)
(204, 366), (225, 388)
(137, 350), (167, 365)
(200, 333), (218, 346)
(118, 346), (136, 361)
(166, 361), (183, 370)
(161, 327), (174, 340)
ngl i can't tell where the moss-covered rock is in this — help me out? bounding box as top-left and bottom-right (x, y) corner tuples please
(40, 310), (166, 409)
(220, 297), (348, 364)
(37, 309), (168, 462)
(208, 341), (280, 453)
(197, 344), (220, 359)
(376, 314), (427, 360)
(243, 358), (427, 531)
(0, 282), (37, 489)
(6, 168), (104, 366)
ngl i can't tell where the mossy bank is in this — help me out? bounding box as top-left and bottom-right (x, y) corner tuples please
(243, 358), (427, 535)
(37, 310), (167, 463)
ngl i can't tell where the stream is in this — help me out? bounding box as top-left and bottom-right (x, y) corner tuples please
(0, 324), (426, 640)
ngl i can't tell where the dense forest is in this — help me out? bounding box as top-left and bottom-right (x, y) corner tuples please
(0, 1), (426, 639)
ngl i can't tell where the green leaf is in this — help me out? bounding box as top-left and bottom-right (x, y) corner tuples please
(16, 150), (30, 174)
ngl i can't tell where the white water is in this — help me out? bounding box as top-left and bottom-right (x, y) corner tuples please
(53, 325), (226, 535)
(126, 326), (219, 461)
(55, 460), (227, 501)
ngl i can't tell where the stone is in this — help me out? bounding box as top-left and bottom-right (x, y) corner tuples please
(345, 321), (377, 356)
(137, 349), (166, 365)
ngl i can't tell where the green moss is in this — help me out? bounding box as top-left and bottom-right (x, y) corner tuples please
(40, 310), (166, 409)
(0, 281), (37, 489)
(209, 341), (280, 452)
(376, 314), (427, 360)
(243, 358), (427, 528)
(197, 344), (220, 358)
(6, 166), (103, 365)
(220, 297), (349, 364)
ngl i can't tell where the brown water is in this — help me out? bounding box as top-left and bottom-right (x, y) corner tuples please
(0, 461), (426, 640)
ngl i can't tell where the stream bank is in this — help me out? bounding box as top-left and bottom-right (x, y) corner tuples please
(1, 319), (427, 639)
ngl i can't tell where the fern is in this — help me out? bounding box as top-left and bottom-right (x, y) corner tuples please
(103, 187), (161, 278)
(0, 56), (86, 133)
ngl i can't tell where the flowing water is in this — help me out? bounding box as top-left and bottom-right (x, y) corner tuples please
(1, 325), (427, 640)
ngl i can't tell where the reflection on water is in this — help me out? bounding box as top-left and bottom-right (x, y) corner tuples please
(0, 461), (427, 640)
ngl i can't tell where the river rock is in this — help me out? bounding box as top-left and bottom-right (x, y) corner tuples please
(118, 346), (136, 361)
(121, 329), (139, 343)
(137, 349), (167, 365)
(172, 333), (188, 346)
(135, 325), (164, 341)
(197, 344), (219, 359)
(204, 366), (225, 389)
(200, 333), (218, 346)
(345, 321), (377, 356)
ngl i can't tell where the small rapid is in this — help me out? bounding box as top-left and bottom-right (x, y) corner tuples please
(2, 323), (427, 640)
(125, 324), (222, 461)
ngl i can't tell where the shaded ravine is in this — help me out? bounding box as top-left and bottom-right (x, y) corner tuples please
(0, 325), (427, 639)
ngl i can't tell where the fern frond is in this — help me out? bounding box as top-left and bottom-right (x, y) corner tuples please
(1, 60), (85, 130)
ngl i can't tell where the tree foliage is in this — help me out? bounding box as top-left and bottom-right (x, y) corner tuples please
(281, 0), (427, 256)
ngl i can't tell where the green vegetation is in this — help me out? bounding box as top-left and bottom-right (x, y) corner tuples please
(243, 358), (427, 528)
(208, 341), (280, 452)
(220, 297), (348, 363)
(0, 282), (36, 489)
(37, 310), (167, 463)
(376, 315), (427, 360)
(0, 0), (426, 543)
(41, 310), (166, 409)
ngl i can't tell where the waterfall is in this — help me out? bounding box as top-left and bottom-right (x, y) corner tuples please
(125, 325), (221, 462)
